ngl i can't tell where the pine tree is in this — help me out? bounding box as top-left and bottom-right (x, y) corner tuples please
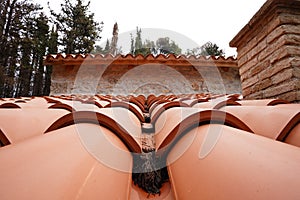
(186, 42), (224, 56)
(200, 42), (224, 56)
(130, 27), (182, 56)
(32, 13), (49, 96)
(110, 22), (118, 55)
(44, 26), (58, 95)
(0, 0), (43, 97)
(50, 0), (103, 54)
(104, 39), (110, 54)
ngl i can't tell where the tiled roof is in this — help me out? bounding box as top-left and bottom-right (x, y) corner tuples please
(43, 54), (238, 68)
(0, 94), (299, 199)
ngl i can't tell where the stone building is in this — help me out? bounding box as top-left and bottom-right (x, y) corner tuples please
(44, 54), (241, 96)
(230, 0), (300, 102)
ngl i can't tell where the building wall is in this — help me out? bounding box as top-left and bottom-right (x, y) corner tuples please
(50, 64), (241, 96)
(230, 0), (300, 102)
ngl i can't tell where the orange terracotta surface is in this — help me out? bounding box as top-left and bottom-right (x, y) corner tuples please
(154, 107), (251, 152)
(284, 123), (300, 147)
(221, 105), (300, 140)
(0, 94), (299, 199)
(44, 54), (237, 68)
(0, 109), (69, 143)
(237, 99), (289, 106)
(167, 124), (300, 200)
(150, 101), (189, 124)
(0, 123), (132, 200)
(192, 98), (241, 109)
(45, 108), (143, 153)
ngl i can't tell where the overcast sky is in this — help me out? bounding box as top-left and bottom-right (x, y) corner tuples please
(41, 0), (267, 56)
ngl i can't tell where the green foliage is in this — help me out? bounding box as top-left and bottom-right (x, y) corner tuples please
(0, 0), (49, 97)
(50, 0), (103, 54)
(130, 27), (182, 56)
(186, 41), (225, 56)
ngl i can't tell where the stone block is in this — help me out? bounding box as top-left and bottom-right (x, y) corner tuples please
(271, 68), (293, 85)
(263, 78), (298, 98)
(239, 56), (259, 75)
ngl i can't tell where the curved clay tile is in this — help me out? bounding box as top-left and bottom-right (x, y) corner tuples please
(148, 99), (171, 114)
(105, 101), (145, 123)
(128, 98), (146, 113)
(0, 103), (21, 109)
(155, 108), (252, 152)
(177, 54), (188, 61)
(167, 124), (300, 199)
(121, 53), (134, 59)
(221, 106), (300, 140)
(48, 103), (76, 112)
(155, 54), (168, 60)
(0, 109), (69, 143)
(212, 99), (241, 109)
(0, 124), (133, 199)
(0, 129), (10, 147)
(145, 54), (155, 60)
(137, 94), (146, 101)
(52, 98), (101, 112)
(95, 100), (110, 108)
(167, 53), (177, 60)
(14, 100), (26, 103)
(146, 94), (156, 103)
(177, 97), (191, 102)
(147, 96), (165, 109)
(65, 54), (75, 59)
(226, 93), (242, 101)
(183, 98), (209, 107)
(226, 56), (236, 61)
(93, 53), (105, 59)
(43, 96), (61, 104)
(150, 101), (190, 124)
(91, 101), (104, 109)
(14, 97), (50, 109)
(135, 54), (144, 60)
(192, 96), (241, 110)
(284, 123), (300, 147)
(44, 111), (142, 153)
(130, 95), (146, 106)
(277, 112), (300, 142)
(238, 99), (289, 106)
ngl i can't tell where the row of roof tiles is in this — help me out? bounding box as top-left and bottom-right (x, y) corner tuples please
(0, 94), (299, 199)
(43, 54), (237, 67)
(0, 94), (299, 150)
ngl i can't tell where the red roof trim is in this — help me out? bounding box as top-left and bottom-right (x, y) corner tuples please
(157, 110), (253, 152)
(44, 111), (142, 153)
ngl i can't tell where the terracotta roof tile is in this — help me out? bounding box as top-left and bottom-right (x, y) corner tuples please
(0, 102), (21, 108)
(167, 124), (300, 199)
(0, 123), (133, 199)
(221, 106), (300, 140)
(45, 109), (142, 153)
(0, 109), (69, 143)
(285, 123), (300, 147)
(154, 108), (252, 152)
(43, 53), (238, 68)
(237, 99), (290, 106)
(0, 94), (299, 199)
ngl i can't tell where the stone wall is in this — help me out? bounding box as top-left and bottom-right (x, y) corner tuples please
(230, 0), (300, 102)
(50, 63), (241, 96)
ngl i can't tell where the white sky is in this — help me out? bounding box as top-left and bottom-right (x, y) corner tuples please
(41, 0), (267, 56)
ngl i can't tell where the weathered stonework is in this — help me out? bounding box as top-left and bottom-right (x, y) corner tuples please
(44, 55), (241, 96)
(230, 0), (300, 102)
